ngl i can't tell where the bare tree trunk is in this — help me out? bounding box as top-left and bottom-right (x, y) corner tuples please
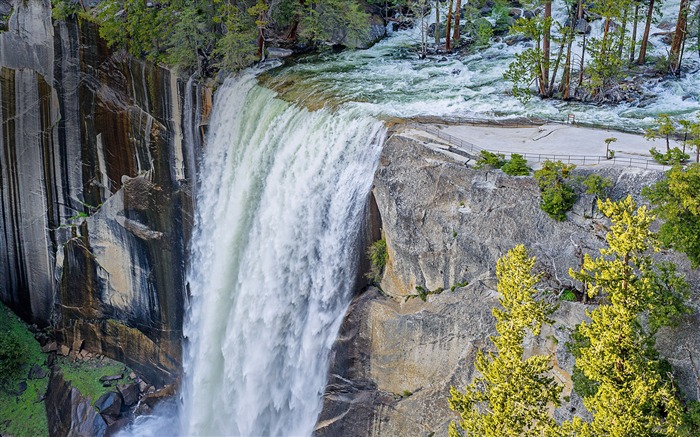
(549, 39), (566, 96)
(618, 7), (628, 59)
(542, 0), (552, 92)
(578, 32), (587, 87)
(445, 0), (454, 51)
(637, 0), (655, 64)
(435, 0), (440, 46)
(629, 3), (639, 64)
(537, 37), (547, 95)
(669, 0), (690, 74)
(453, 0), (462, 46)
(563, 0), (582, 99)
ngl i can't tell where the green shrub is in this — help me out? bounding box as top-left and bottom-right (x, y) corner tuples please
(650, 147), (690, 165)
(559, 289), (576, 301)
(0, 305), (49, 437)
(681, 401), (700, 436)
(0, 332), (27, 387)
(366, 238), (387, 283)
(540, 184), (576, 221)
(475, 150), (506, 169)
(582, 174), (612, 198)
(501, 153), (530, 176)
(534, 161), (577, 221)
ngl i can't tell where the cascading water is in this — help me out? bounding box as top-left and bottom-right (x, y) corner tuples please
(175, 74), (385, 436)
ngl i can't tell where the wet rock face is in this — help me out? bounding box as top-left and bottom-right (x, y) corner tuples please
(0, 0), (205, 386)
(318, 133), (700, 436)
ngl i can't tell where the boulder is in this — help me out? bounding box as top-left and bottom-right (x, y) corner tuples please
(575, 18), (591, 34)
(95, 391), (123, 418)
(99, 374), (123, 383)
(266, 48), (294, 59)
(118, 382), (140, 407)
(28, 364), (47, 380)
(41, 341), (57, 353)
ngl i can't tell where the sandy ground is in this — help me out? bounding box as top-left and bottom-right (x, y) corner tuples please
(411, 123), (688, 170)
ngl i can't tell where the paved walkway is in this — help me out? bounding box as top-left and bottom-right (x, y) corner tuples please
(407, 122), (685, 171)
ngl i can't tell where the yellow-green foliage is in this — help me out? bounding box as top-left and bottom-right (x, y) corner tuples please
(449, 245), (561, 437)
(0, 305), (49, 437)
(568, 196), (689, 436)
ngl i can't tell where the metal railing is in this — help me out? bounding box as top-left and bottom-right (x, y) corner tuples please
(407, 122), (670, 171)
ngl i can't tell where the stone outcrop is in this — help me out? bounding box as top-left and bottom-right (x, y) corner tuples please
(317, 132), (700, 436)
(0, 0), (207, 386)
(46, 369), (108, 437)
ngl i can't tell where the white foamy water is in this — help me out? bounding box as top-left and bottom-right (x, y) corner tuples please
(265, 0), (699, 129)
(122, 3), (698, 436)
(179, 75), (384, 436)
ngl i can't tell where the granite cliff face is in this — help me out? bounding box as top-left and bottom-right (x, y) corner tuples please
(316, 131), (700, 436)
(0, 0), (207, 386)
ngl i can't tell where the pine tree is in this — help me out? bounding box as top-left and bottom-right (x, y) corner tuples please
(449, 245), (561, 437)
(568, 196), (689, 437)
(643, 163), (700, 267)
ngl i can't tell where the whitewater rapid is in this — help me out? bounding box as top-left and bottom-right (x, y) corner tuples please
(178, 76), (385, 435)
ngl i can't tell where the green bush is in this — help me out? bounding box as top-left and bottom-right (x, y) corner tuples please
(0, 305), (49, 437)
(501, 153), (531, 176)
(650, 147), (690, 165)
(0, 332), (27, 387)
(582, 174), (612, 198)
(560, 289), (577, 301)
(681, 401), (700, 436)
(540, 184), (576, 221)
(534, 161), (577, 221)
(366, 238), (387, 283)
(474, 150), (506, 169)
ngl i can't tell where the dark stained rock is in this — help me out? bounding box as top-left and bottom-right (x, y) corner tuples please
(28, 364), (47, 379)
(0, 0), (207, 388)
(46, 369), (107, 437)
(118, 382), (140, 407)
(95, 391), (123, 418)
(99, 374), (123, 383)
(105, 417), (130, 437)
(14, 380), (27, 396)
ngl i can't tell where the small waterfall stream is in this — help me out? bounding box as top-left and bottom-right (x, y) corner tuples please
(178, 75), (385, 435)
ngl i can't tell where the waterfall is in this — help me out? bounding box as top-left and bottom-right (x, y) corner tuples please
(176, 75), (385, 436)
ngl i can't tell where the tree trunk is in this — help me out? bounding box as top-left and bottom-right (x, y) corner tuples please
(284, 0), (306, 41)
(563, 0), (582, 99)
(578, 32), (587, 87)
(537, 37), (547, 95)
(618, 8), (628, 59)
(542, 0), (552, 92)
(453, 0), (462, 46)
(637, 0), (655, 65)
(445, 0), (454, 51)
(549, 39), (566, 96)
(669, 0), (690, 74)
(630, 3), (639, 64)
(435, 0), (440, 46)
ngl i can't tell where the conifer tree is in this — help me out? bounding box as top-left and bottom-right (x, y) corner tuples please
(643, 163), (700, 267)
(569, 196), (689, 437)
(449, 245), (561, 437)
